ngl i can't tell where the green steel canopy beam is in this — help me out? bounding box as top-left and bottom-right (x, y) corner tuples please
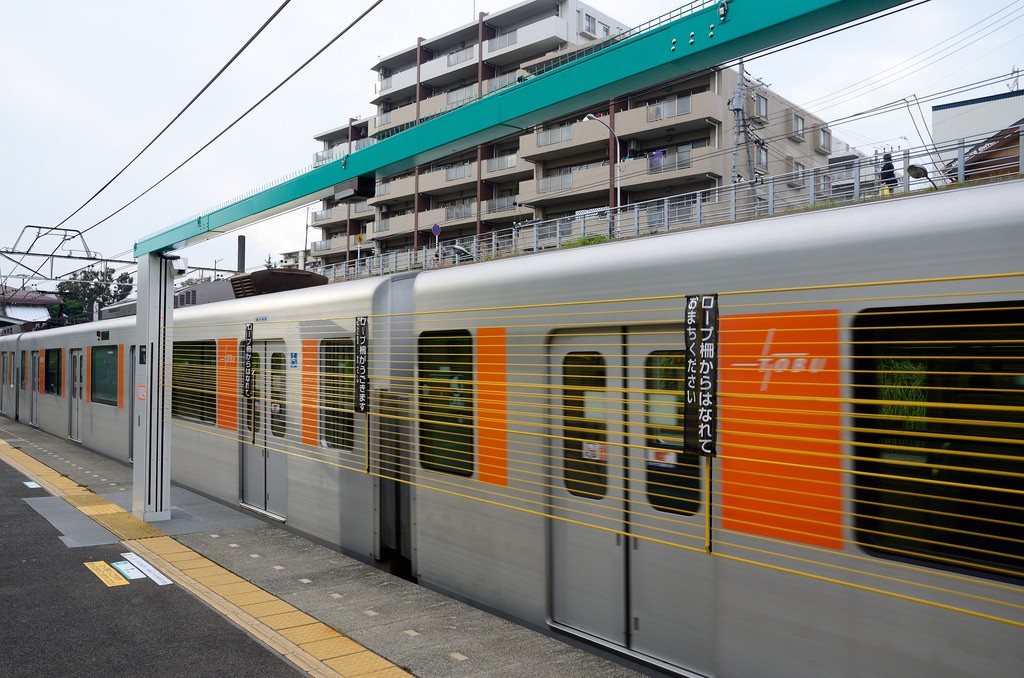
(136, 0), (910, 256)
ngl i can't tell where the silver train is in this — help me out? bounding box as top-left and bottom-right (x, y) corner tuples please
(2, 180), (1022, 677)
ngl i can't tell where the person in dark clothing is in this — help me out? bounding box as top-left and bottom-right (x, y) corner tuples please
(880, 153), (898, 192)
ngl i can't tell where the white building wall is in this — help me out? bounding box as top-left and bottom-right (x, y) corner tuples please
(932, 90), (1024, 154)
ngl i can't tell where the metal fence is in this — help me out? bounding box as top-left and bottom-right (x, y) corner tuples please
(311, 128), (1024, 283)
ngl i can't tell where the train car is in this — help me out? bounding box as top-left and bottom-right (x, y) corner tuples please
(1, 179), (1022, 677)
(1, 318), (136, 458)
(164, 273), (412, 554)
(403, 179), (1024, 677)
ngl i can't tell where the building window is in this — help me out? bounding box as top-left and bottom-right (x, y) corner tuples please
(790, 160), (807, 187)
(754, 93), (768, 119)
(172, 341), (217, 423)
(818, 128), (833, 153)
(757, 145), (769, 169)
(90, 346), (119, 406)
(583, 13), (597, 35)
(419, 331), (474, 475)
(44, 349), (62, 395)
(792, 114), (805, 140)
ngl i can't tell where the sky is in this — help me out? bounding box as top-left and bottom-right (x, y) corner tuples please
(1, 0), (1021, 290)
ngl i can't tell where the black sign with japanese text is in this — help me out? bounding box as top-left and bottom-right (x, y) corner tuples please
(684, 294), (718, 456)
(242, 323), (254, 399)
(355, 316), (369, 413)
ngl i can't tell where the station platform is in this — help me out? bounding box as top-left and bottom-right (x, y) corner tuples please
(0, 419), (645, 677)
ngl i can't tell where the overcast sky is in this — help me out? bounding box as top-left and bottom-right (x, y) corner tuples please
(1, 0), (1021, 289)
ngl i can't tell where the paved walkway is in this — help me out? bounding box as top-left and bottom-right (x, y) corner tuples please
(0, 419), (646, 677)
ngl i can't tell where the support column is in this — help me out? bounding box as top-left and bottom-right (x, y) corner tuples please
(131, 253), (177, 521)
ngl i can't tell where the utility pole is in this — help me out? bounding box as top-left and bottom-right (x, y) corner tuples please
(730, 59), (745, 186)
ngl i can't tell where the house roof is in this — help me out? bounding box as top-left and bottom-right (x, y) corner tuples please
(0, 285), (60, 306)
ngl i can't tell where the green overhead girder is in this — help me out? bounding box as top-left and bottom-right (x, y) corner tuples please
(135, 0), (910, 256)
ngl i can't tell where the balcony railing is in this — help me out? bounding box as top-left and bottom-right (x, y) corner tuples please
(537, 126), (573, 147)
(485, 71), (518, 94)
(310, 208), (335, 224)
(446, 84), (476, 106)
(648, 95), (692, 122)
(488, 30), (517, 52)
(648, 149), (691, 173)
(486, 154), (517, 172)
(538, 174), (572, 193)
(484, 195), (516, 213)
(445, 203), (476, 219)
(447, 45), (475, 67)
(445, 163), (473, 181)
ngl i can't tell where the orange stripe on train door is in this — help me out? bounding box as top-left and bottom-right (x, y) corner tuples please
(301, 340), (318, 447)
(477, 327), (508, 486)
(217, 339), (239, 431)
(718, 310), (844, 550)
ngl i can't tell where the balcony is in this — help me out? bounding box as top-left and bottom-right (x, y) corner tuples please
(484, 153), (532, 181)
(370, 66), (416, 105)
(419, 44), (479, 88)
(482, 195), (517, 216)
(309, 207), (346, 227)
(419, 162), (476, 194)
(616, 90), (722, 139)
(520, 119), (608, 161)
(310, 237), (349, 257)
(368, 104), (416, 137)
(368, 173), (416, 205)
(618, 149), (722, 192)
(517, 164), (609, 206)
(485, 16), (568, 67)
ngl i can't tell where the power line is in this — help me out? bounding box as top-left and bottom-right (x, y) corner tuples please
(2, 0), (295, 300)
(72, 0), (386, 243)
(50, 0), (295, 234)
(4, 0), (385, 309)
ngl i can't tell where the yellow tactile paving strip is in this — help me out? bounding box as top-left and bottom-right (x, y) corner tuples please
(0, 441), (410, 678)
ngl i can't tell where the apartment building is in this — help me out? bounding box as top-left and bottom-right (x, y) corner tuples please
(307, 0), (836, 268)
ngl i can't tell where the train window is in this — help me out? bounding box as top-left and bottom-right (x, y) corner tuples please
(322, 339), (354, 449)
(853, 302), (1024, 580)
(270, 352), (286, 438)
(90, 346), (119, 406)
(418, 331), (474, 476)
(562, 352), (608, 499)
(21, 351), (26, 389)
(171, 341), (217, 424)
(44, 349), (62, 395)
(645, 351), (700, 514)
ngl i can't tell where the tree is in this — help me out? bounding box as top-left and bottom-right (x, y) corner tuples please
(52, 268), (134, 322)
(264, 254), (277, 269)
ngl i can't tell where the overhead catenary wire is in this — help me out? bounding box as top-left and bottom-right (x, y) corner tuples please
(0, 0), (295, 297)
(4, 0), (385, 301)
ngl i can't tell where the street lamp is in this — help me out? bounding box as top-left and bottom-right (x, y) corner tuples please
(584, 113), (622, 215)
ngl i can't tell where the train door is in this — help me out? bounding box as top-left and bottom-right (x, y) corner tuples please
(549, 331), (627, 644)
(29, 350), (39, 426)
(240, 341), (287, 518)
(549, 327), (714, 675)
(69, 349), (84, 441)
